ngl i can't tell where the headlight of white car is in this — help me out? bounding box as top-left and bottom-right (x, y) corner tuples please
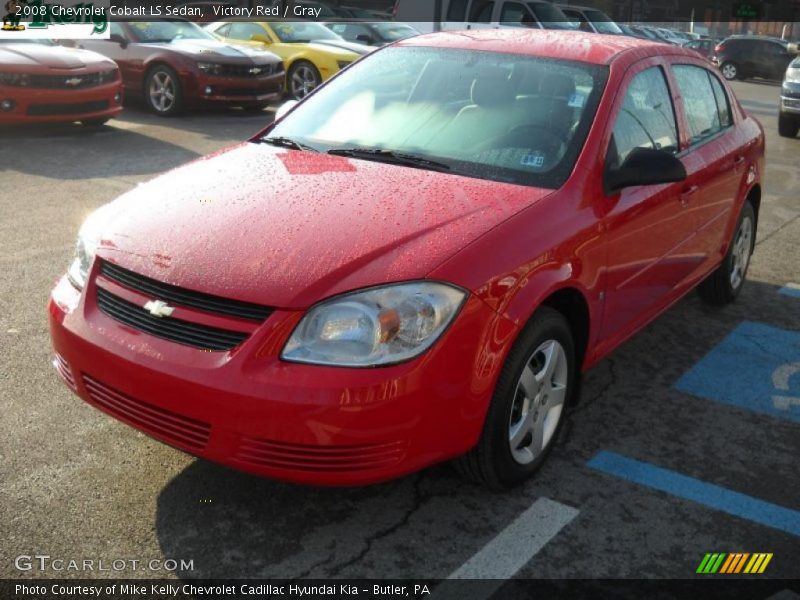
(785, 67), (800, 84)
(282, 282), (467, 367)
(66, 203), (118, 290)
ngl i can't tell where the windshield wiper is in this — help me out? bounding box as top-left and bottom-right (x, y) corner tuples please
(328, 148), (452, 172)
(257, 137), (318, 152)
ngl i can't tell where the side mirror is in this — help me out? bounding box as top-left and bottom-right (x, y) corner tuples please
(250, 33), (272, 45)
(355, 34), (374, 44)
(605, 147), (686, 193)
(109, 33), (127, 48)
(275, 99), (298, 121)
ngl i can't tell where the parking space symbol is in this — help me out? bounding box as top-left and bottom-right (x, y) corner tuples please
(674, 321), (800, 423)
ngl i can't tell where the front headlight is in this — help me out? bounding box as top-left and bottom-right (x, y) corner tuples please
(197, 62), (224, 76)
(66, 203), (118, 290)
(282, 282), (467, 367)
(785, 68), (800, 84)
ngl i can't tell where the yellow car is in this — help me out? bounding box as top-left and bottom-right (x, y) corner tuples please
(206, 22), (371, 100)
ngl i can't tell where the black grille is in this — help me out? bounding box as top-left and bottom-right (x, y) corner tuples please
(96, 287), (249, 352)
(27, 100), (109, 116)
(100, 260), (272, 322)
(0, 69), (117, 89)
(214, 63), (283, 78)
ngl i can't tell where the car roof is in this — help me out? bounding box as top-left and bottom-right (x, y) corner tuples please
(398, 29), (692, 65)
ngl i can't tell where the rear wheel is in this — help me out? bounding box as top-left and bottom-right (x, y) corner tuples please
(698, 201), (755, 305)
(720, 61), (739, 81)
(778, 113), (800, 138)
(454, 307), (576, 490)
(144, 65), (182, 117)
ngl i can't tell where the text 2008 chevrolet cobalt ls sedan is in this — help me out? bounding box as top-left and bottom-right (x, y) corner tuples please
(50, 30), (764, 489)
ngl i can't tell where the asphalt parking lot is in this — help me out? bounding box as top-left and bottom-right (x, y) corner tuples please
(1, 81), (799, 582)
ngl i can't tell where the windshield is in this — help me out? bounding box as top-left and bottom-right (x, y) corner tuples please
(531, 3), (578, 30)
(0, 39), (55, 45)
(130, 21), (214, 42)
(264, 47), (607, 188)
(370, 23), (417, 41)
(270, 22), (341, 42)
(585, 11), (623, 34)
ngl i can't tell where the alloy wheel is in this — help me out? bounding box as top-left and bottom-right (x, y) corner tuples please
(291, 65), (319, 99)
(508, 339), (568, 465)
(730, 214), (753, 290)
(149, 71), (176, 113)
(721, 63), (737, 80)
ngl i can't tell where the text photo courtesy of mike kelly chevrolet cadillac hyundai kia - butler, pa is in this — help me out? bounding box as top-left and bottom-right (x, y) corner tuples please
(1, 0), (799, 598)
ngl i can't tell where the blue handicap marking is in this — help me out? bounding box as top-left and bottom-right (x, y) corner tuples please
(674, 321), (800, 423)
(779, 284), (800, 299)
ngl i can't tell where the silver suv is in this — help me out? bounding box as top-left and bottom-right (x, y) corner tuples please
(780, 57), (800, 138)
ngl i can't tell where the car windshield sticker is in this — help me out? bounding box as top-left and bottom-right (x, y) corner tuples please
(568, 93), (586, 108)
(521, 151), (545, 168)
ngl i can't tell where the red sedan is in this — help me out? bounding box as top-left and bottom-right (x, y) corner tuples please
(49, 30), (764, 488)
(0, 40), (122, 125)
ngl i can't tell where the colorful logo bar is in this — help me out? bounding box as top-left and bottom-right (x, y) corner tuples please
(696, 553), (773, 574)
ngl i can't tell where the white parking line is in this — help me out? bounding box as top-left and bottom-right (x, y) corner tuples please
(436, 497), (578, 597)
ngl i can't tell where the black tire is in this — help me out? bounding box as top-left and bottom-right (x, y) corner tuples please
(287, 60), (321, 101)
(80, 118), (110, 127)
(778, 113), (800, 138)
(454, 306), (576, 490)
(698, 201), (756, 305)
(720, 61), (739, 81)
(144, 64), (182, 117)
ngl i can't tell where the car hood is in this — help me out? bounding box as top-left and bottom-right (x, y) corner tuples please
(0, 43), (115, 70)
(307, 39), (372, 56)
(96, 143), (552, 309)
(144, 39), (278, 62)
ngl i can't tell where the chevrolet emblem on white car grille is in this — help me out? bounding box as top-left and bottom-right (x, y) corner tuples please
(143, 299), (175, 318)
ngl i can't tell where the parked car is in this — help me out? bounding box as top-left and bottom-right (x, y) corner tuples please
(50, 29), (764, 489)
(394, 0), (577, 32)
(683, 38), (715, 59)
(628, 25), (664, 42)
(0, 39), (122, 126)
(618, 24), (649, 39)
(779, 57), (800, 138)
(555, 4), (622, 35)
(77, 21), (284, 116)
(206, 21), (369, 100)
(712, 36), (796, 81)
(325, 22), (419, 46)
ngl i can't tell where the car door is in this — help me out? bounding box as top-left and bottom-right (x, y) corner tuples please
(599, 60), (696, 339)
(670, 61), (746, 263)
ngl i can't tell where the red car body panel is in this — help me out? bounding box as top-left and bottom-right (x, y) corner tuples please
(0, 43), (122, 124)
(49, 30), (765, 485)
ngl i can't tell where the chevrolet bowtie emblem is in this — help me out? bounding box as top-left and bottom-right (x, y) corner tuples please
(144, 299), (175, 318)
(64, 77), (83, 86)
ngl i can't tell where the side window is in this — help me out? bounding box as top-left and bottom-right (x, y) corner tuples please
(607, 67), (678, 169)
(500, 2), (535, 25)
(469, 0), (495, 23)
(673, 65), (727, 144)
(562, 9), (591, 32)
(708, 73), (732, 128)
(214, 23), (231, 37)
(446, 0), (468, 21)
(228, 23), (266, 41)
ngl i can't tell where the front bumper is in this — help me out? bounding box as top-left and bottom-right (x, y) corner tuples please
(187, 70), (285, 107)
(0, 81), (123, 124)
(49, 274), (515, 486)
(781, 82), (800, 115)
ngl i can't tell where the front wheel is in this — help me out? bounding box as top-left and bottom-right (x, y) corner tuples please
(698, 201), (755, 305)
(287, 61), (321, 101)
(720, 61), (739, 81)
(144, 65), (182, 116)
(454, 307), (576, 490)
(778, 113), (800, 138)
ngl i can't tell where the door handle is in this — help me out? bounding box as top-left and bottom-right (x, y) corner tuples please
(733, 156), (746, 170)
(680, 185), (699, 206)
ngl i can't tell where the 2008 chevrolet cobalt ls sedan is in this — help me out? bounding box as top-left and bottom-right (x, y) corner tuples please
(50, 29), (765, 489)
